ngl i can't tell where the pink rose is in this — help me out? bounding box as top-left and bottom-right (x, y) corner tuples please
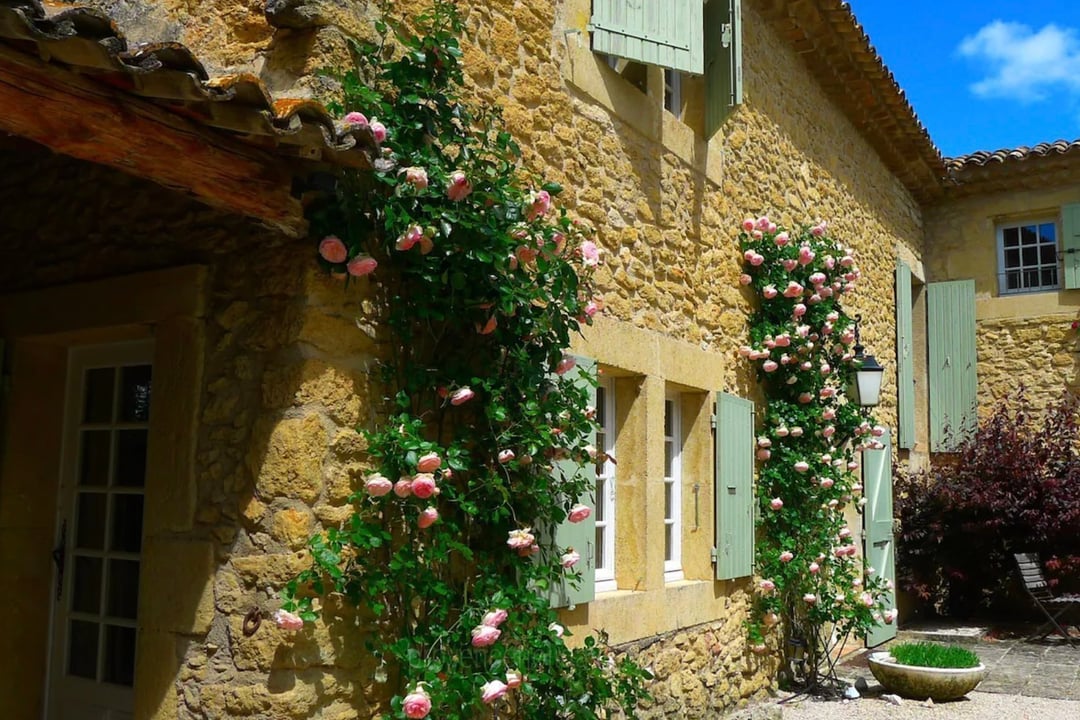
(411, 473), (437, 499)
(809, 562), (820, 574)
(838, 527), (852, 539)
(471, 624), (501, 648)
(418, 507), (439, 528)
(497, 449), (515, 464)
(820, 387), (836, 399)
(481, 679), (509, 704)
(798, 246), (815, 266)
(741, 218), (755, 232)
(561, 550), (581, 568)
(568, 504), (591, 523)
(811, 222), (827, 237)
(770, 498), (783, 510)
(757, 437), (772, 448)
(318, 235), (348, 264)
(450, 387), (475, 406)
(809, 272), (827, 286)
(551, 232), (567, 255)
(549, 622), (565, 637)
(822, 408), (836, 420)
(783, 282), (804, 298)
(776, 426), (790, 437)
(794, 461), (809, 473)
(840, 255), (855, 267)
(774, 231), (790, 246)
(884, 609), (897, 624)
(799, 361), (812, 371)
(780, 551), (794, 563)
(506, 528), (536, 550)
(820, 478), (834, 489)
(584, 300), (600, 318)
(749, 252), (764, 266)
(506, 669), (523, 688)
(394, 478), (413, 497)
(527, 189), (552, 219)
(483, 609), (508, 627)
(798, 392), (813, 404)
(793, 303), (807, 318)
(555, 356), (577, 375)
(417, 453), (442, 473)
(396, 225), (424, 251)
(764, 611), (780, 627)
(775, 334), (791, 347)
(343, 111), (368, 128)
(447, 170), (472, 201)
(274, 609), (304, 631)
(762, 360), (778, 373)
(755, 216), (772, 231)
(762, 284), (778, 299)
(739, 273), (752, 285)
(347, 254), (377, 276)
(365, 474), (393, 497)
(738, 345), (752, 357)
(403, 687), (432, 719)
(822, 425), (836, 438)
(581, 240), (601, 266)
(756, 449), (771, 460)
(403, 166), (429, 189)
(370, 120), (387, 143)
(790, 426), (804, 437)
(871, 425), (886, 437)
(759, 579), (776, 592)
(782, 258), (798, 271)
(803, 593), (817, 604)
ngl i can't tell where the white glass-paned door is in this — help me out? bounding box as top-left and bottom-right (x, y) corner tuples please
(594, 378), (616, 592)
(48, 342), (153, 720)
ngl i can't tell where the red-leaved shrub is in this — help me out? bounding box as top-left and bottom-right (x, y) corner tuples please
(895, 389), (1080, 618)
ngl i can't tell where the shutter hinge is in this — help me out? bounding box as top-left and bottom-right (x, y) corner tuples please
(710, 546), (718, 563)
(710, 413), (717, 430)
(721, 23), (733, 48)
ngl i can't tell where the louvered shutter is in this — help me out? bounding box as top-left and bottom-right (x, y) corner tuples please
(589, 0), (705, 74)
(895, 261), (915, 449)
(927, 280), (977, 451)
(548, 356), (597, 608)
(704, 0), (742, 136)
(1061, 204), (1080, 289)
(715, 392), (754, 580)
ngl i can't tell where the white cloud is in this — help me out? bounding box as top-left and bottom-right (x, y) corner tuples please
(958, 20), (1080, 102)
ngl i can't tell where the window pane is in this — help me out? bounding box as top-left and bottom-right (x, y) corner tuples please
(595, 478), (606, 521)
(103, 625), (136, 686)
(1040, 223), (1056, 243)
(665, 525), (673, 562)
(664, 401), (673, 435)
(1024, 269), (1039, 288)
(665, 442), (674, 477)
(664, 482), (673, 519)
(1044, 268), (1058, 287)
(1003, 227), (1019, 247)
(595, 386), (606, 426)
(595, 528), (605, 569)
(1041, 245), (1057, 264)
(114, 430), (148, 488)
(83, 368), (115, 423)
(1005, 248), (1020, 268)
(106, 559), (140, 620)
(110, 494), (144, 553)
(1021, 225), (1038, 244)
(1022, 246), (1038, 265)
(76, 492), (107, 550)
(80, 430), (111, 487)
(1006, 270), (1020, 291)
(72, 556), (103, 614)
(68, 620), (99, 680)
(119, 365), (152, 423)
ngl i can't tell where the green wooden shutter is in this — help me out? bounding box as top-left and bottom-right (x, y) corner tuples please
(715, 392), (754, 580)
(863, 428), (897, 647)
(1062, 203), (1080, 289)
(895, 261), (915, 449)
(589, 0), (704, 74)
(704, 0), (742, 137)
(927, 280), (977, 451)
(548, 356), (597, 608)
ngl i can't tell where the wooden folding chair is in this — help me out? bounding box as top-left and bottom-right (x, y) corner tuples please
(1014, 553), (1080, 645)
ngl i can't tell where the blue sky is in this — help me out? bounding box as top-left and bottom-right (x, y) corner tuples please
(846, 0), (1080, 158)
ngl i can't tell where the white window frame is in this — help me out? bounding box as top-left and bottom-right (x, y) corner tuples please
(664, 68), (683, 120)
(595, 376), (617, 593)
(996, 217), (1060, 295)
(663, 392), (683, 581)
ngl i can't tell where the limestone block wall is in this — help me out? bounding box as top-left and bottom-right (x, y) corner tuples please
(925, 181), (1080, 416)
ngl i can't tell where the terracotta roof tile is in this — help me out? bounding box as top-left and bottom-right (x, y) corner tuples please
(0, 0), (375, 168)
(945, 140), (1080, 172)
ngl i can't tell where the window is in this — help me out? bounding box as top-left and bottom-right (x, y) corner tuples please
(997, 219), (1059, 294)
(594, 377), (616, 592)
(663, 393), (683, 581)
(664, 69), (683, 119)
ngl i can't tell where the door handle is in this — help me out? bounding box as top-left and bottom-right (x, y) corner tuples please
(52, 519), (66, 602)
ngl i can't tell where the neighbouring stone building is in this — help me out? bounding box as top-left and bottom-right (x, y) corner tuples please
(3, 0), (1059, 718)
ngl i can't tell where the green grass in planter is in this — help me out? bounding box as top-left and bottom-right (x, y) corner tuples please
(889, 642), (981, 669)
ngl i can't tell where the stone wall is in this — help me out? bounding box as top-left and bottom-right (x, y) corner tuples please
(925, 177), (1080, 417)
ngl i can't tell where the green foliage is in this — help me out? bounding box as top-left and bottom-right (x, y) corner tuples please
(889, 642), (981, 669)
(737, 218), (892, 670)
(286, 2), (650, 718)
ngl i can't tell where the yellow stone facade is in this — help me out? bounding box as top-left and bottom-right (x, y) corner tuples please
(0, 1), (936, 718)
(925, 176), (1080, 415)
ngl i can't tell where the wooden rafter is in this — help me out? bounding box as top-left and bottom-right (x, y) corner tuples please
(0, 44), (307, 237)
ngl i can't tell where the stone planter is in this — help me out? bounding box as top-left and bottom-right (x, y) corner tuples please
(867, 651), (988, 701)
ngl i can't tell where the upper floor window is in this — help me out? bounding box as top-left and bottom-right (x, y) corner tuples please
(997, 219), (1059, 295)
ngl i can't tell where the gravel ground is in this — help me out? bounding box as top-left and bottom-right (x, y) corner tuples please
(778, 691), (1080, 719)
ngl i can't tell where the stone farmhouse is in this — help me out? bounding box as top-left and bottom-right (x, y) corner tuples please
(0, 0), (1072, 717)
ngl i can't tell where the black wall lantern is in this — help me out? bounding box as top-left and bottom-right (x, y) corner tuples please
(849, 315), (884, 408)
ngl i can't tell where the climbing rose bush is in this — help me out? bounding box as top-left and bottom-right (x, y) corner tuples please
(283, 3), (651, 718)
(738, 217), (892, 678)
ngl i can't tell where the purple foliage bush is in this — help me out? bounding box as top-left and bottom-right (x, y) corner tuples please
(895, 389), (1080, 618)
